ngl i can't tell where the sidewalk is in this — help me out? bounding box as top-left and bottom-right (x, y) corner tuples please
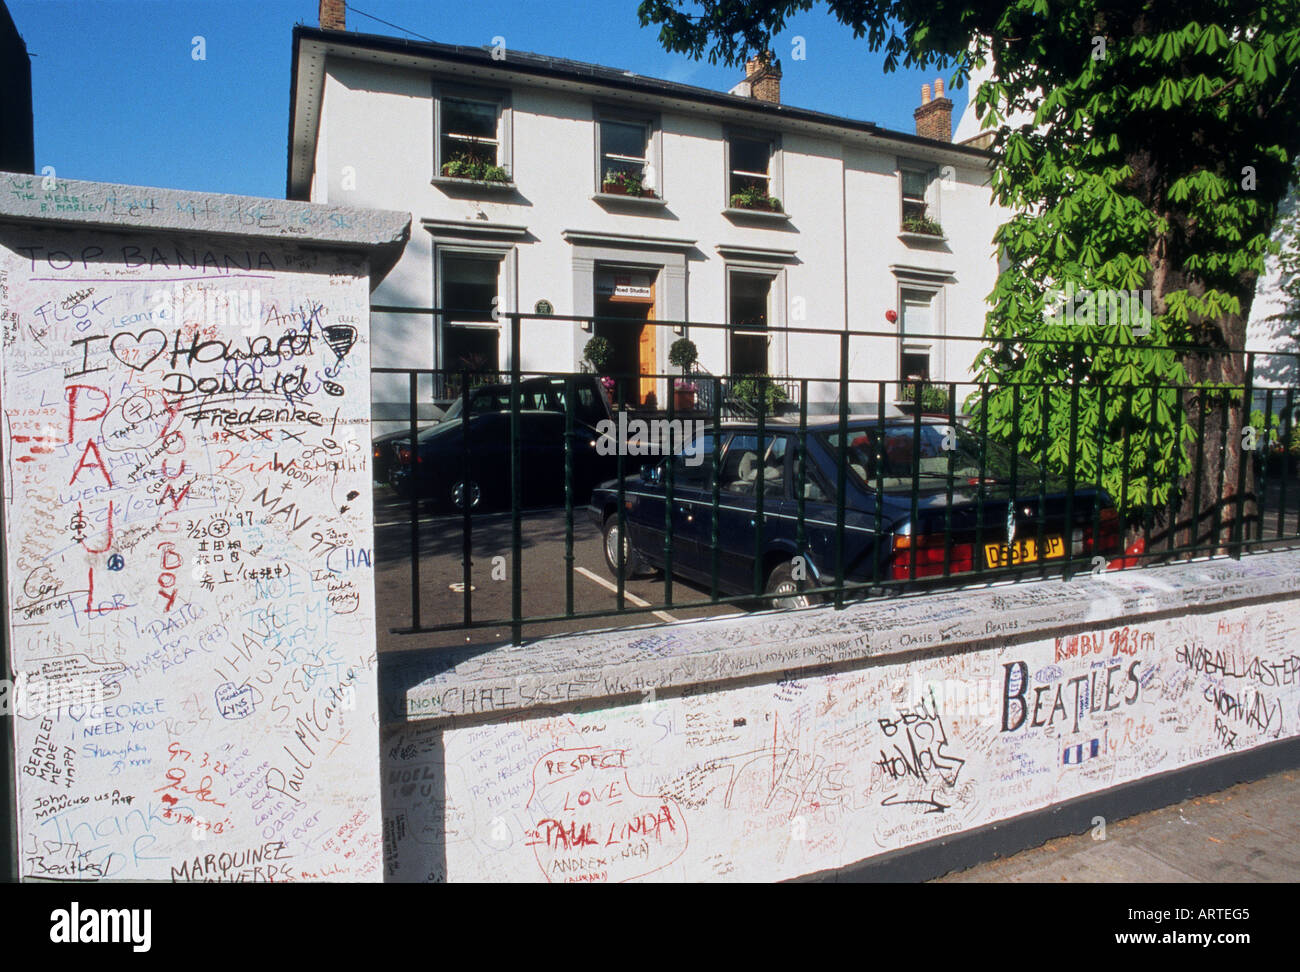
(934, 769), (1300, 883)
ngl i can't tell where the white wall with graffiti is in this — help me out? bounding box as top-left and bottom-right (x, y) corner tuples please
(382, 568), (1300, 882)
(1, 223), (384, 881)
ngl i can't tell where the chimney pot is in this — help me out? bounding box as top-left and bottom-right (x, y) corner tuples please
(914, 82), (953, 142)
(742, 51), (782, 104)
(319, 0), (345, 30)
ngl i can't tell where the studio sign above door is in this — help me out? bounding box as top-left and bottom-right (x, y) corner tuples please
(596, 270), (654, 302)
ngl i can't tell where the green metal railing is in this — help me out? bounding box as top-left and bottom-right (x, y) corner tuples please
(371, 308), (1300, 645)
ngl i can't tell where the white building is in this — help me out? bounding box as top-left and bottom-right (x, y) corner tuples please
(1246, 183), (1298, 391)
(287, 5), (1007, 421)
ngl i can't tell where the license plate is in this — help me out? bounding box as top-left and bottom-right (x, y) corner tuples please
(984, 535), (1064, 568)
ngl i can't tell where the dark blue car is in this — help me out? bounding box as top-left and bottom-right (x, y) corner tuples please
(392, 410), (617, 511)
(587, 416), (1122, 607)
(389, 375), (617, 511)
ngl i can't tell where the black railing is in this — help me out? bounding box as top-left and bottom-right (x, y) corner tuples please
(369, 308), (1300, 646)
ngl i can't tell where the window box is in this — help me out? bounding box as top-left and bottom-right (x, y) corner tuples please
(439, 157), (511, 183)
(898, 233), (948, 246)
(433, 175), (517, 192)
(600, 176), (657, 199)
(723, 206), (791, 223)
(896, 381), (951, 416)
(729, 192), (783, 213)
(593, 192), (668, 210)
(901, 215), (944, 237)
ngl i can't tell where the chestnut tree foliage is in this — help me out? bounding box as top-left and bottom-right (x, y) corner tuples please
(639, 0), (1300, 547)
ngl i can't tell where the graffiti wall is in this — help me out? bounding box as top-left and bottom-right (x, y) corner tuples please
(1, 228), (382, 881)
(383, 600), (1300, 882)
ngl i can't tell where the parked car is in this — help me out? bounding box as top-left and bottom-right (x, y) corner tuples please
(376, 374), (613, 490)
(588, 416), (1122, 608)
(390, 410), (620, 511)
(445, 375), (612, 427)
(373, 424), (438, 485)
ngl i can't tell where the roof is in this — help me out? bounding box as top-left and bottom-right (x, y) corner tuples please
(288, 26), (992, 199)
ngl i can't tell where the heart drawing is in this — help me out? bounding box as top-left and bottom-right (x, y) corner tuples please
(109, 329), (168, 371)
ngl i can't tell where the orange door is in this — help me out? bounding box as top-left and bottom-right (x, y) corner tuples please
(637, 313), (656, 406)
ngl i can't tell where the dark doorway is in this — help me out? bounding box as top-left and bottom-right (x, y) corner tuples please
(594, 274), (657, 407)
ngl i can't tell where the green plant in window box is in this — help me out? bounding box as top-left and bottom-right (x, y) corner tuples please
(441, 153), (510, 183)
(729, 187), (782, 212)
(899, 382), (951, 413)
(901, 214), (944, 236)
(729, 376), (788, 411)
(602, 169), (654, 198)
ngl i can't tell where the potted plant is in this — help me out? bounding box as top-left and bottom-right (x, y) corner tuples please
(672, 379), (698, 412)
(668, 337), (698, 371)
(728, 376), (788, 413)
(440, 144), (511, 183)
(583, 335), (613, 373)
(601, 170), (655, 198)
(668, 337), (699, 410)
(898, 382), (951, 416)
(729, 186), (783, 212)
(901, 214), (944, 236)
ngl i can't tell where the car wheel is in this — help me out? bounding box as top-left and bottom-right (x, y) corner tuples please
(451, 480), (481, 512)
(603, 514), (645, 580)
(764, 561), (823, 610)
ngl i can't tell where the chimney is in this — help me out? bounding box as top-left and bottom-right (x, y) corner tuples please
(914, 77), (952, 142)
(319, 0), (345, 30)
(742, 52), (781, 104)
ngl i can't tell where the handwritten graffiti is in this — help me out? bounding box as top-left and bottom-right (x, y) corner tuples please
(3, 226), (378, 881)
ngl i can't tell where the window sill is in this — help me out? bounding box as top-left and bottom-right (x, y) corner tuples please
(432, 176), (518, 192)
(723, 206), (790, 222)
(898, 231), (948, 245)
(593, 192), (668, 209)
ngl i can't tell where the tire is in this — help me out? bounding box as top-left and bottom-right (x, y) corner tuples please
(451, 479), (482, 512)
(764, 560), (824, 610)
(602, 514), (645, 580)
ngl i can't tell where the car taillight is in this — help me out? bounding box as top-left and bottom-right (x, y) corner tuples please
(396, 446), (412, 466)
(890, 534), (975, 580)
(1075, 507), (1121, 556)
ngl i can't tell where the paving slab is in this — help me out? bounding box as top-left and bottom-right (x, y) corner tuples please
(935, 770), (1300, 882)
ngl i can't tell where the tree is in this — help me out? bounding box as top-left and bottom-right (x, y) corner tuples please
(640, 0), (1300, 552)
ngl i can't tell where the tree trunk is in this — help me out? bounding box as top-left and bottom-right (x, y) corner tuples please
(1160, 288), (1257, 557)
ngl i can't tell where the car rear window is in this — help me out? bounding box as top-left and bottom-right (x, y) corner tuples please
(819, 424), (1049, 491)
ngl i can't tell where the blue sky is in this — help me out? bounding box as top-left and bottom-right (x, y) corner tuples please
(11, 0), (968, 199)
